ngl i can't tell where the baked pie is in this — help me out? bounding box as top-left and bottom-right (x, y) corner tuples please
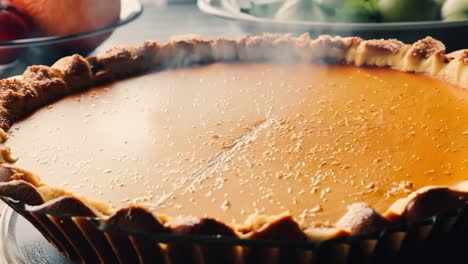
(0, 34), (466, 263)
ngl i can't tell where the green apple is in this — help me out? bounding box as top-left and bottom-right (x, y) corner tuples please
(378, 0), (441, 22)
(332, 0), (380, 22)
(313, 0), (345, 8)
(442, 0), (468, 20)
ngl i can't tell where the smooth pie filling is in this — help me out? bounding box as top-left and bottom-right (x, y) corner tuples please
(5, 63), (468, 226)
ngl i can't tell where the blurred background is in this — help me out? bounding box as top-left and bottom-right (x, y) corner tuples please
(0, 0), (241, 77)
(0, 0), (467, 78)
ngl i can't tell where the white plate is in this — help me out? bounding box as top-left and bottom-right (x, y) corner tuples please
(198, 0), (468, 31)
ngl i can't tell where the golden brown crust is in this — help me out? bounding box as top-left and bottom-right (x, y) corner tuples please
(408, 36), (446, 60)
(336, 203), (390, 235)
(364, 39), (404, 55)
(0, 34), (466, 258)
(22, 65), (69, 105)
(51, 54), (93, 92)
(462, 50), (468, 64)
(0, 78), (39, 129)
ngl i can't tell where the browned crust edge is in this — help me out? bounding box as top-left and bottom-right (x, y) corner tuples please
(0, 34), (466, 248)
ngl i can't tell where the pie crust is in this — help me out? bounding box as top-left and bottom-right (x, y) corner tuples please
(0, 34), (466, 263)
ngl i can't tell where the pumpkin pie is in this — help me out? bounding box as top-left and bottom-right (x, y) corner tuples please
(0, 34), (466, 263)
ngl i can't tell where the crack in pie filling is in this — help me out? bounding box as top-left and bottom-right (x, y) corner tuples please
(0, 34), (467, 245)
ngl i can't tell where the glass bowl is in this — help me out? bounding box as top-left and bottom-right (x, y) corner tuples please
(0, 0), (143, 77)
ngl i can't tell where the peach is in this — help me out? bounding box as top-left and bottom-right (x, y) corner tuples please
(11, 0), (121, 53)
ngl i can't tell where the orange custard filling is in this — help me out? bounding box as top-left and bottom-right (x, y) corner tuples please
(5, 63), (468, 226)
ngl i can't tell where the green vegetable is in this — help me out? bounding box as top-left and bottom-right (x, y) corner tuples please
(378, 0), (441, 22)
(442, 0), (468, 20)
(241, 0), (284, 18)
(274, 0), (379, 22)
(313, 0), (346, 8)
(327, 0), (380, 22)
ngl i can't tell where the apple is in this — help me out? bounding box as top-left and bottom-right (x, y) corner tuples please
(11, 0), (120, 55)
(0, 0), (32, 63)
(442, 0), (468, 20)
(378, 0), (441, 22)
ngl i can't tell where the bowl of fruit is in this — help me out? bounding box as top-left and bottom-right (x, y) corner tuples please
(198, 0), (468, 50)
(0, 0), (142, 72)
